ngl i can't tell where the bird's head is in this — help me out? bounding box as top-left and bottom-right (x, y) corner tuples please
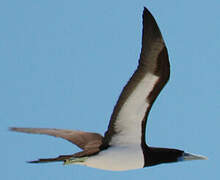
(144, 147), (207, 167)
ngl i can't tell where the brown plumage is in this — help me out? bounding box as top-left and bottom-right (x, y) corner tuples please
(9, 7), (170, 165)
(10, 127), (103, 163)
(9, 7), (206, 169)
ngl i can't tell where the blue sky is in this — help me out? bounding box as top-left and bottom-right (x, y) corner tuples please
(1, 0), (219, 179)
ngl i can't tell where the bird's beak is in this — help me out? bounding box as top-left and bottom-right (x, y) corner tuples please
(183, 152), (208, 161)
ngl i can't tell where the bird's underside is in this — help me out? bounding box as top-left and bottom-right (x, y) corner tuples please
(10, 127), (146, 171)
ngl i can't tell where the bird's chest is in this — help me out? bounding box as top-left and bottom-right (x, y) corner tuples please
(84, 145), (144, 171)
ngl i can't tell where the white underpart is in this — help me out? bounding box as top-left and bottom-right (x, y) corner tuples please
(83, 145), (143, 171)
(81, 73), (159, 171)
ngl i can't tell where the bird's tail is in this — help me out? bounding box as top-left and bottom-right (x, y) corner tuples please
(28, 155), (88, 165)
(28, 155), (74, 163)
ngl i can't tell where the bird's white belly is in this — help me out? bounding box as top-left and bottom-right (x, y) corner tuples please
(83, 145), (144, 171)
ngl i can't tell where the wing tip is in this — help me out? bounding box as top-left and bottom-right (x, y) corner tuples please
(143, 6), (152, 18)
(9, 127), (28, 133)
(141, 6), (164, 44)
(9, 127), (17, 131)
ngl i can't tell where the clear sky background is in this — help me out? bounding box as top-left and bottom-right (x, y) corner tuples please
(1, 0), (219, 179)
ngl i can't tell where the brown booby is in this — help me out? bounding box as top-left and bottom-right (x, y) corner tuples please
(10, 7), (207, 171)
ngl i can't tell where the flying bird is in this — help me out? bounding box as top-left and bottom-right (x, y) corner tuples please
(10, 7), (207, 171)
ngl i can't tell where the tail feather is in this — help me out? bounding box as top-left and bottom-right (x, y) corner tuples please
(28, 155), (74, 163)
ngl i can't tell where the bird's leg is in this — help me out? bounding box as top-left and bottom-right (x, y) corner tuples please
(63, 157), (88, 165)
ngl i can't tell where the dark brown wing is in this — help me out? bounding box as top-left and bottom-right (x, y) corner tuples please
(10, 127), (103, 150)
(102, 7), (170, 147)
